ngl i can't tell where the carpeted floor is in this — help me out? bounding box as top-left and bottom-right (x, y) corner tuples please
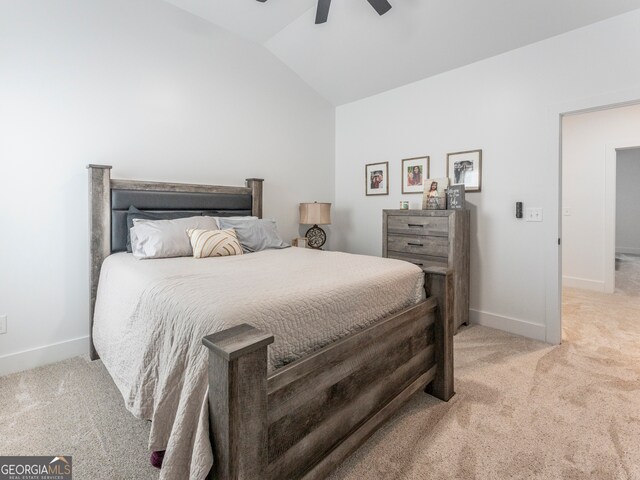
(1, 280), (639, 479)
(616, 253), (640, 296)
(329, 286), (640, 480)
(0, 354), (158, 479)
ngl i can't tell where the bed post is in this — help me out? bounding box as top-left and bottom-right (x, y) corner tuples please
(426, 270), (455, 401)
(246, 178), (264, 219)
(87, 164), (112, 361)
(203, 324), (274, 480)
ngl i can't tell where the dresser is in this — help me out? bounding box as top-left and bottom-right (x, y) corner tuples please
(382, 209), (470, 331)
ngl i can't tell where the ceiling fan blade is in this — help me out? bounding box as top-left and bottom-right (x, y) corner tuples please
(315, 0), (331, 24)
(365, 0), (392, 16)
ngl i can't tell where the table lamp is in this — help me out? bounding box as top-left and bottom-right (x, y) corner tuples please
(299, 202), (331, 249)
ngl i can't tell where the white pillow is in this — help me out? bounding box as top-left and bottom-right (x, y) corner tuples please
(131, 216), (218, 259)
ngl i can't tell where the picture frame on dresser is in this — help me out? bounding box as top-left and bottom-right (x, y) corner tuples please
(422, 177), (449, 210)
(365, 162), (389, 196)
(446, 184), (466, 210)
(401, 156), (430, 194)
(447, 149), (482, 192)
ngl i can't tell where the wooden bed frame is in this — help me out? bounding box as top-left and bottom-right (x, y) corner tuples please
(87, 165), (454, 480)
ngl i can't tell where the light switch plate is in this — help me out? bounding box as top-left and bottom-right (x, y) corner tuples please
(0, 315), (6, 335)
(526, 208), (543, 222)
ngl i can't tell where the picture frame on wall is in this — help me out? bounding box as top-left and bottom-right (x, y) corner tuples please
(447, 149), (482, 192)
(365, 162), (389, 196)
(401, 156), (430, 194)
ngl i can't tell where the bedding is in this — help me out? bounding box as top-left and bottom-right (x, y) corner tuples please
(187, 228), (243, 258)
(130, 216), (218, 259)
(217, 217), (289, 252)
(93, 248), (425, 480)
(126, 206), (207, 253)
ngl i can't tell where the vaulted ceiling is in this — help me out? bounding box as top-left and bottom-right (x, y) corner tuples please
(163, 0), (640, 105)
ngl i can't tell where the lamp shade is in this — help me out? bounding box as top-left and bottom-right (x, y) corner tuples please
(299, 202), (331, 225)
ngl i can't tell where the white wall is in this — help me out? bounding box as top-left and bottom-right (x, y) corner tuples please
(616, 148), (640, 255)
(562, 105), (640, 291)
(335, 10), (640, 343)
(0, 0), (335, 375)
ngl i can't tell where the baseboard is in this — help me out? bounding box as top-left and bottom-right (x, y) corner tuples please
(0, 336), (89, 377)
(469, 309), (546, 342)
(562, 276), (605, 292)
(616, 247), (640, 255)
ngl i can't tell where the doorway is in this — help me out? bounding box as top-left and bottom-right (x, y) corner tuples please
(614, 147), (640, 295)
(560, 103), (640, 340)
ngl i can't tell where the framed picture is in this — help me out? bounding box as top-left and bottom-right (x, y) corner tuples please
(447, 149), (482, 192)
(422, 177), (449, 210)
(365, 162), (389, 196)
(446, 184), (466, 210)
(401, 156), (430, 194)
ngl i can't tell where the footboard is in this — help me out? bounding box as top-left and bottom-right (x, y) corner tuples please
(203, 292), (453, 480)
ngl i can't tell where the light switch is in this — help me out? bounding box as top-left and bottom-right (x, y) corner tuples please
(563, 208), (571, 216)
(526, 208), (543, 222)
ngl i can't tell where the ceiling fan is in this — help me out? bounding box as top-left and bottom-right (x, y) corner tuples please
(256, 0), (392, 25)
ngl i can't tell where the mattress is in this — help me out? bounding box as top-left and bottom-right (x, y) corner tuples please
(93, 247), (425, 480)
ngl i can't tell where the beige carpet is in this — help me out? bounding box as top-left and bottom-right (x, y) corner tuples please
(0, 355), (158, 479)
(616, 253), (640, 296)
(1, 286), (639, 479)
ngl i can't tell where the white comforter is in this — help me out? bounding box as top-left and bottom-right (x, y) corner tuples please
(93, 248), (425, 480)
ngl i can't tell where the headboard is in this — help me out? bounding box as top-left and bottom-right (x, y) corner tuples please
(87, 164), (263, 360)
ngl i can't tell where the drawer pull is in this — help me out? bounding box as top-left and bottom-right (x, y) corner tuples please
(407, 242), (423, 247)
(413, 262), (424, 266)
(407, 224), (423, 228)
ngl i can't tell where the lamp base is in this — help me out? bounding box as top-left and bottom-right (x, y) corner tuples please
(305, 224), (326, 249)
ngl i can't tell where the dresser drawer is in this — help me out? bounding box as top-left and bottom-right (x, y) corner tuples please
(387, 215), (449, 236)
(387, 252), (449, 270)
(387, 234), (449, 257)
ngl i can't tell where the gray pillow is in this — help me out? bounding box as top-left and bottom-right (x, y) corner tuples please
(217, 218), (289, 253)
(131, 216), (218, 259)
(126, 206), (204, 253)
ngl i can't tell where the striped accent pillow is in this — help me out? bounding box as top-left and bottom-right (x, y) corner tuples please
(186, 228), (243, 258)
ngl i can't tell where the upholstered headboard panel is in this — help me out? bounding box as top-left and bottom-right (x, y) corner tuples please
(87, 164), (263, 360)
(110, 189), (253, 252)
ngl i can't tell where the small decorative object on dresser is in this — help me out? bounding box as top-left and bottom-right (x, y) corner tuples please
(422, 177), (449, 210)
(383, 209), (470, 331)
(291, 237), (308, 248)
(365, 162), (389, 195)
(401, 156), (430, 194)
(446, 184), (466, 210)
(299, 202), (331, 249)
(447, 149), (482, 192)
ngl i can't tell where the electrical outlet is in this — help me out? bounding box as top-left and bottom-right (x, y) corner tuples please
(526, 208), (543, 222)
(0, 315), (6, 335)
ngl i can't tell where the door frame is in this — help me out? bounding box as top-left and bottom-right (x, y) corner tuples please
(605, 144), (640, 293)
(550, 91), (640, 345)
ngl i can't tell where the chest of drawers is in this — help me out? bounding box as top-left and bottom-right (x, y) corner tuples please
(383, 209), (470, 331)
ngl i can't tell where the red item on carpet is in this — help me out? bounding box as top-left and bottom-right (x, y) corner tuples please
(150, 450), (165, 469)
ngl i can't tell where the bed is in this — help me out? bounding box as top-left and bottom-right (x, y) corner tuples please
(87, 165), (455, 480)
